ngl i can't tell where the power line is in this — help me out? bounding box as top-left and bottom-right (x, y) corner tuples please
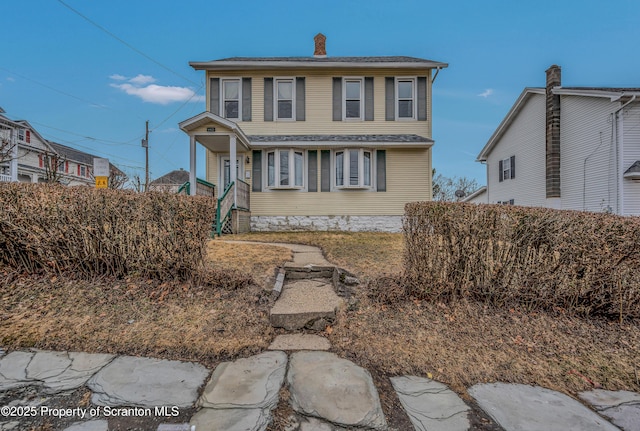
(31, 121), (143, 147)
(56, 0), (198, 86)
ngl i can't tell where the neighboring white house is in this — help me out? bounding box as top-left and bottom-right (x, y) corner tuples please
(466, 66), (640, 216)
(0, 109), (123, 186)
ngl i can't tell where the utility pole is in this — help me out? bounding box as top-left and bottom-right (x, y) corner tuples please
(142, 120), (149, 192)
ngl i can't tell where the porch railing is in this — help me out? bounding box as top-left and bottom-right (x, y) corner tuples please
(236, 179), (250, 210)
(216, 182), (235, 236)
(177, 178), (216, 198)
(0, 174), (12, 183)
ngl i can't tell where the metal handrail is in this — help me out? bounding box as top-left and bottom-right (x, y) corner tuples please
(216, 182), (235, 236)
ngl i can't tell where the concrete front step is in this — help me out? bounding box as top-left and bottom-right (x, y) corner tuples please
(268, 334), (331, 351)
(270, 279), (343, 331)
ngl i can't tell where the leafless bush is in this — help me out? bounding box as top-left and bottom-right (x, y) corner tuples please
(0, 183), (216, 280)
(403, 202), (640, 320)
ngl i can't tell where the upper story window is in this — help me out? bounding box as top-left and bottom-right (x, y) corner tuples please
(335, 149), (372, 189)
(17, 128), (25, 141)
(275, 79), (294, 120)
(499, 156), (515, 182)
(80, 165), (86, 177)
(266, 148), (304, 189)
(344, 78), (363, 120)
(396, 78), (416, 119)
(222, 79), (241, 119)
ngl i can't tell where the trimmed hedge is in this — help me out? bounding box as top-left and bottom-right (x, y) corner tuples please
(0, 183), (216, 280)
(403, 202), (640, 320)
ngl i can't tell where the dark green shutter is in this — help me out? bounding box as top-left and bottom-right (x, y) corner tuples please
(365, 77), (374, 121)
(296, 77), (305, 121)
(376, 150), (386, 192)
(417, 77), (427, 121)
(307, 150), (317, 192)
(210, 78), (220, 115)
(252, 150), (262, 192)
(332, 78), (342, 121)
(385, 77), (395, 121)
(242, 78), (252, 121)
(321, 150), (331, 191)
(264, 78), (273, 121)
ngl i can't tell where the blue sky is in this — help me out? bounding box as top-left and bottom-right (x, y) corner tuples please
(2, 0), (640, 185)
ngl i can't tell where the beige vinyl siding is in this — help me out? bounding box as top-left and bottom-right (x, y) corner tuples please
(207, 68), (431, 138)
(622, 102), (640, 216)
(486, 94), (547, 206)
(560, 96), (616, 213)
(248, 148), (430, 216)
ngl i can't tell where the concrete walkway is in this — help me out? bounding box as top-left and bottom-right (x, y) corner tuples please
(2, 241), (639, 430)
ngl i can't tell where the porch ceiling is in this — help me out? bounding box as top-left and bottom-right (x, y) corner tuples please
(196, 134), (248, 153)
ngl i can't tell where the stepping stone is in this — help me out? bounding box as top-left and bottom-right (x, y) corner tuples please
(579, 389), (640, 431)
(63, 420), (109, 431)
(87, 356), (209, 408)
(190, 408), (270, 431)
(469, 383), (620, 431)
(194, 351), (287, 431)
(287, 351), (387, 430)
(268, 334), (331, 351)
(0, 350), (114, 393)
(198, 351), (287, 410)
(391, 375), (470, 431)
(270, 279), (343, 330)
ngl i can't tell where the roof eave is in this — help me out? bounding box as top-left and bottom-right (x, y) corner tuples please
(190, 60), (449, 71)
(476, 88), (545, 161)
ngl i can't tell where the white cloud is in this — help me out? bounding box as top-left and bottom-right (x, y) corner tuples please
(109, 73), (204, 105)
(6, 77), (15, 82)
(129, 74), (156, 85)
(478, 88), (494, 98)
(110, 83), (204, 105)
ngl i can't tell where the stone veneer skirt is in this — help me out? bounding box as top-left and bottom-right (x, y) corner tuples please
(250, 215), (402, 232)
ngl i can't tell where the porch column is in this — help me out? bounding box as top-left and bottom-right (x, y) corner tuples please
(189, 135), (196, 196)
(229, 134), (237, 206)
(10, 135), (18, 182)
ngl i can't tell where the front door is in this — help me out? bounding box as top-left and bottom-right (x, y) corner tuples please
(221, 156), (242, 190)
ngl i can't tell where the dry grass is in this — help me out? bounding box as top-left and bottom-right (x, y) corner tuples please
(329, 296), (640, 397)
(226, 231), (403, 279)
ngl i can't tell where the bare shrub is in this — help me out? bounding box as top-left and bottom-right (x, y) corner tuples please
(0, 183), (216, 280)
(403, 202), (640, 320)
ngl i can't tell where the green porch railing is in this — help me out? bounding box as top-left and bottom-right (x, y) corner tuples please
(177, 178), (216, 197)
(216, 181), (235, 236)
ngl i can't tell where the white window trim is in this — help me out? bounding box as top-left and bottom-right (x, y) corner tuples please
(274, 77), (296, 121)
(395, 77), (417, 121)
(264, 148), (305, 190)
(342, 77), (365, 121)
(502, 157), (511, 180)
(220, 78), (242, 120)
(219, 155), (244, 190)
(333, 148), (374, 190)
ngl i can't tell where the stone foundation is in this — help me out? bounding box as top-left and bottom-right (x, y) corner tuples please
(250, 215), (402, 232)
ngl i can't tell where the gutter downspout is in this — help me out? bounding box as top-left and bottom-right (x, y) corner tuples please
(613, 95), (636, 215)
(432, 67), (442, 84)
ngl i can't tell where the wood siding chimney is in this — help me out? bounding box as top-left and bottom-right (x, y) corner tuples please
(545, 65), (561, 198)
(314, 33), (327, 58)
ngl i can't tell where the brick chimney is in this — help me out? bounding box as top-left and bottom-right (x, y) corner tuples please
(545, 65), (561, 198)
(314, 33), (327, 58)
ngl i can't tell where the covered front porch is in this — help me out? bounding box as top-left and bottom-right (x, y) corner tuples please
(179, 112), (252, 234)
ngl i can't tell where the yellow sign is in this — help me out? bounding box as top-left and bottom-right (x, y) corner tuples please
(95, 176), (108, 189)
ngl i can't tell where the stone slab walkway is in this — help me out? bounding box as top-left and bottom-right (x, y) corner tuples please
(2, 347), (638, 431)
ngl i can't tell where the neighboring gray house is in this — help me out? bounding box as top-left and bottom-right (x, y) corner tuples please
(149, 169), (190, 193)
(467, 65), (640, 215)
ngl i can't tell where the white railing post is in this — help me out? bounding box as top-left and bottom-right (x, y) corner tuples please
(230, 134), (237, 207)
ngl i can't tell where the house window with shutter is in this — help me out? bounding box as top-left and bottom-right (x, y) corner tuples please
(221, 79), (241, 119)
(396, 78), (416, 119)
(343, 78), (364, 120)
(334, 149), (372, 189)
(266, 149), (304, 189)
(499, 156), (516, 182)
(275, 78), (295, 120)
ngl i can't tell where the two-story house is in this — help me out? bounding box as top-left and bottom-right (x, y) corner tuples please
(0, 108), (124, 186)
(179, 34), (447, 232)
(466, 65), (640, 216)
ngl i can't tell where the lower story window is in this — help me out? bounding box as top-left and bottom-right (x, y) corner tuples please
(267, 149), (304, 188)
(335, 149), (372, 188)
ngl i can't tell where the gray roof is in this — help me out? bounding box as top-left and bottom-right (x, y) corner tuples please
(624, 160), (640, 175)
(561, 87), (640, 93)
(48, 141), (125, 175)
(247, 134), (432, 143)
(191, 56), (448, 70)
(150, 169), (190, 185)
